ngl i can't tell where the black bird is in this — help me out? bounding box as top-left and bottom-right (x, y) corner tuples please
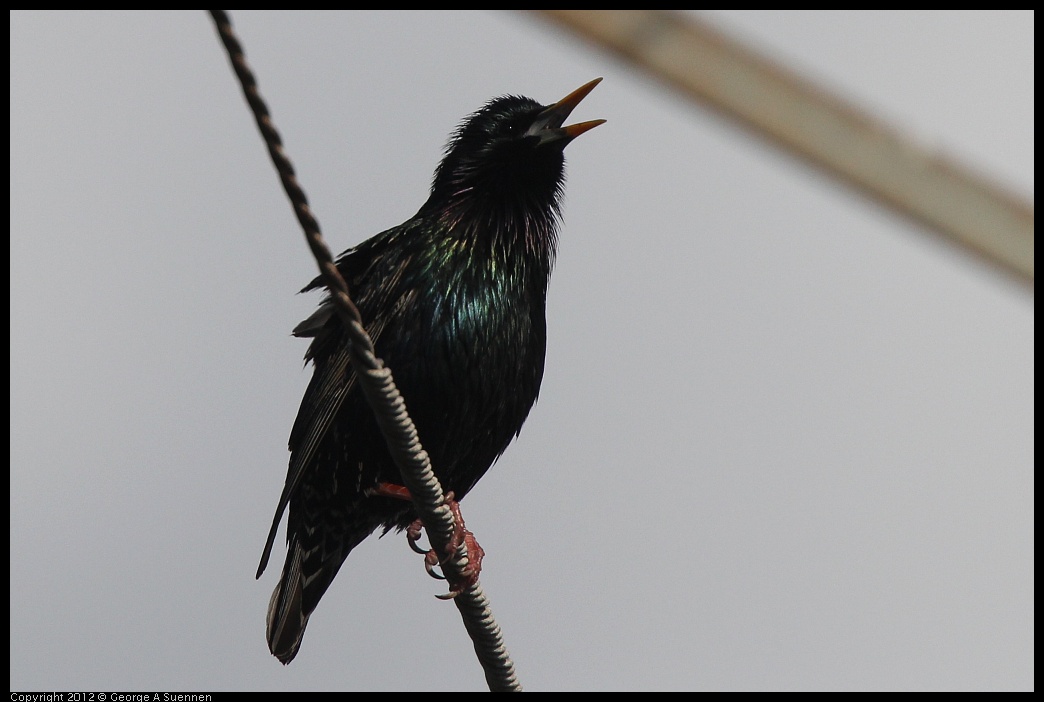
(257, 78), (604, 663)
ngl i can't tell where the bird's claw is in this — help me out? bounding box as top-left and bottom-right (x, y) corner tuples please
(439, 492), (485, 597)
(403, 492), (485, 597)
(424, 551), (447, 581)
(434, 529), (484, 599)
(407, 518), (446, 581)
(406, 517), (430, 555)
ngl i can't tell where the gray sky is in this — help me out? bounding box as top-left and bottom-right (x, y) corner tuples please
(10, 10), (1033, 691)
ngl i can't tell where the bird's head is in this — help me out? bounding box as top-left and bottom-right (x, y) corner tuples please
(426, 78), (605, 215)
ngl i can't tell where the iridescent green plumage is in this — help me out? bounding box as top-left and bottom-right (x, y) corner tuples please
(257, 79), (604, 663)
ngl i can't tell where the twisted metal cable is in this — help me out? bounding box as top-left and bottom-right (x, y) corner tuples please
(209, 10), (520, 691)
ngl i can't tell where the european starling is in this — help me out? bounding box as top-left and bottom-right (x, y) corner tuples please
(257, 78), (604, 664)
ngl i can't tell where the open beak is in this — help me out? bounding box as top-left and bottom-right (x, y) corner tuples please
(528, 78), (606, 145)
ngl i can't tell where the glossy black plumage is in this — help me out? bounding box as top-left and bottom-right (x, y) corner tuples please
(257, 79), (603, 663)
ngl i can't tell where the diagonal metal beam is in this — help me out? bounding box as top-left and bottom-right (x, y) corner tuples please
(536, 10), (1033, 286)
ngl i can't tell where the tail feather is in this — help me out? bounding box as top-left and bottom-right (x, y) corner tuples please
(265, 512), (376, 664)
(267, 547), (310, 664)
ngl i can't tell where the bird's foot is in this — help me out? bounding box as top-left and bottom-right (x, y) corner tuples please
(397, 490), (484, 598)
(435, 493), (485, 599)
(407, 516), (446, 580)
